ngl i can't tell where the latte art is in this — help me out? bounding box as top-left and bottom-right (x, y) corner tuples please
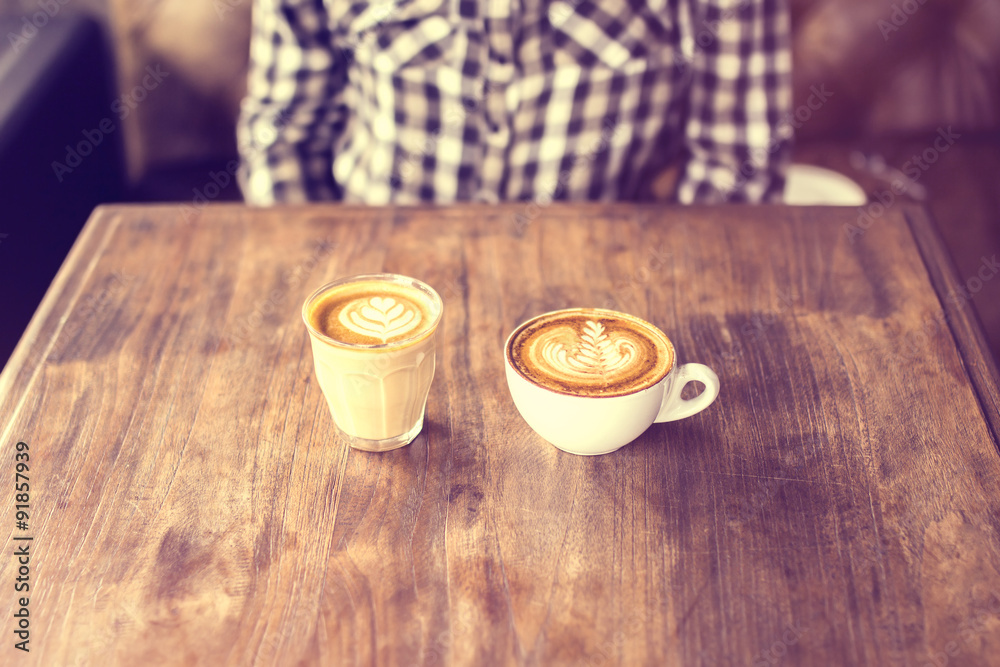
(507, 309), (674, 398)
(306, 277), (439, 347)
(338, 295), (422, 343)
(541, 321), (638, 377)
(302, 274), (443, 451)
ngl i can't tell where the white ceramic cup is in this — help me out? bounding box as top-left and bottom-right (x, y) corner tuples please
(504, 308), (720, 455)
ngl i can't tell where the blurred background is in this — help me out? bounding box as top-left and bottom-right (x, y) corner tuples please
(1, 0), (999, 369)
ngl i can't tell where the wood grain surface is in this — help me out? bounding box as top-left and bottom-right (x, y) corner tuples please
(1, 202), (999, 666)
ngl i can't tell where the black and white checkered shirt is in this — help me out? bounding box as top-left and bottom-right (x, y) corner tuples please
(238, 0), (792, 205)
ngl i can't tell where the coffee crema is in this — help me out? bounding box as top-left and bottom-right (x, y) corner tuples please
(306, 280), (438, 346)
(507, 309), (674, 397)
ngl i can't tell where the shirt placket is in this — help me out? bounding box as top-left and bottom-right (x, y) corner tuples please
(475, 0), (516, 203)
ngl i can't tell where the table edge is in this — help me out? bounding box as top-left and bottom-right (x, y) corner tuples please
(0, 205), (119, 415)
(904, 203), (1000, 452)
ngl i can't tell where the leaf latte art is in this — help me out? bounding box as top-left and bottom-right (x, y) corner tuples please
(541, 321), (638, 377)
(338, 296), (422, 343)
(508, 310), (674, 398)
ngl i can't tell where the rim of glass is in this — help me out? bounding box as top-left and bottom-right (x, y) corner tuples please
(302, 273), (443, 349)
(504, 307), (676, 396)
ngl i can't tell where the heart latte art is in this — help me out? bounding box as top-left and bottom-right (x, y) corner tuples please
(508, 310), (674, 397)
(338, 295), (421, 343)
(306, 279), (438, 346)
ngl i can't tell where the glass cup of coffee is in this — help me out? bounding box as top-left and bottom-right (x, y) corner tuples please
(302, 273), (443, 452)
(504, 307), (720, 455)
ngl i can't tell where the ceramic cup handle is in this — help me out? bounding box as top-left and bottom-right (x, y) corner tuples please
(654, 363), (720, 423)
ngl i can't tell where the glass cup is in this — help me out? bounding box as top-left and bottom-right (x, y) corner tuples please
(302, 274), (443, 452)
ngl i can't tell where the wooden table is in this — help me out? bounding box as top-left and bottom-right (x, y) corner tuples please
(2, 203), (999, 666)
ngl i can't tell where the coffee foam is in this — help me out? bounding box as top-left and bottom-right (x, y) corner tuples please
(507, 310), (674, 397)
(307, 280), (438, 346)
